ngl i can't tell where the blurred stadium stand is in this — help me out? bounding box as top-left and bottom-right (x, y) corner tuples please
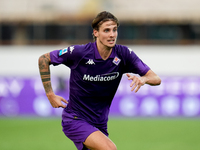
(0, 0), (200, 45)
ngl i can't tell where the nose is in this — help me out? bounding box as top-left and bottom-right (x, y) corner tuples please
(110, 31), (115, 37)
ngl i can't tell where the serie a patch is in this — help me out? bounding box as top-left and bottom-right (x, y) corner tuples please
(113, 56), (121, 65)
(59, 47), (68, 56)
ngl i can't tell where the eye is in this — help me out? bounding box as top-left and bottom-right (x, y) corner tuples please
(113, 28), (117, 32)
(104, 29), (109, 32)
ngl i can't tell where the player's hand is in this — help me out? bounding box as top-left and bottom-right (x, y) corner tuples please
(126, 73), (146, 93)
(46, 93), (68, 108)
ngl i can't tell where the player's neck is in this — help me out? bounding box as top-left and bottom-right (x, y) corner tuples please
(96, 41), (113, 60)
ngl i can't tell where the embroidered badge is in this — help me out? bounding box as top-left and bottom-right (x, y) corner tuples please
(113, 56), (121, 65)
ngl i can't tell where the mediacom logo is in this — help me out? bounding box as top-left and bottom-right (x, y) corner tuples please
(83, 72), (119, 81)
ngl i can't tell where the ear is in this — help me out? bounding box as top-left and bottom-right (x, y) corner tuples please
(93, 29), (98, 37)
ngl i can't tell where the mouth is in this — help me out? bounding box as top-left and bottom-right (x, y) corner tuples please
(107, 39), (115, 44)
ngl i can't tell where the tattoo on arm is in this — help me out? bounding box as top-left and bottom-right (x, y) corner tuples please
(40, 71), (50, 83)
(43, 82), (53, 93)
(39, 53), (51, 70)
(40, 71), (50, 75)
(39, 53), (53, 94)
(42, 78), (50, 82)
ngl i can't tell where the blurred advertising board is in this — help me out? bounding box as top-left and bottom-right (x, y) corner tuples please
(0, 75), (200, 117)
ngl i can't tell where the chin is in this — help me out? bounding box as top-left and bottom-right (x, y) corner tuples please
(107, 43), (116, 48)
(106, 45), (115, 49)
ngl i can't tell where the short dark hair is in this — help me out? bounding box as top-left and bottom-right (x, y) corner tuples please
(91, 11), (119, 41)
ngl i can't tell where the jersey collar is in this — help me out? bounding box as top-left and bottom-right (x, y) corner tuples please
(93, 42), (115, 60)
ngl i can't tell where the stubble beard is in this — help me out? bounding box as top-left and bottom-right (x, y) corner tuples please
(99, 39), (116, 50)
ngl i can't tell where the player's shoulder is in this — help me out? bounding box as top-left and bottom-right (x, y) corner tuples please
(74, 42), (93, 50)
(73, 42), (94, 53)
(114, 44), (135, 55)
(59, 42), (93, 56)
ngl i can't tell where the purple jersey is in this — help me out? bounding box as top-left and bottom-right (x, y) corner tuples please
(50, 42), (150, 125)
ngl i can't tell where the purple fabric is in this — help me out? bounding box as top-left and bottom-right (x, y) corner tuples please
(62, 119), (97, 150)
(50, 42), (150, 125)
(62, 109), (108, 150)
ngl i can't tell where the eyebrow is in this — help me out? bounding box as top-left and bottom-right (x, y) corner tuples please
(103, 27), (116, 31)
(103, 25), (118, 29)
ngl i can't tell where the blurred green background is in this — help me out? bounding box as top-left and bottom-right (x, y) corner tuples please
(1, 118), (200, 150)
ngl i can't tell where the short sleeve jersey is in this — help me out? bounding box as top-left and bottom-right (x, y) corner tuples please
(50, 42), (150, 125)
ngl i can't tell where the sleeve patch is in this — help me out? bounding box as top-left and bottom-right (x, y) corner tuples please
(59, 47), (68, 56)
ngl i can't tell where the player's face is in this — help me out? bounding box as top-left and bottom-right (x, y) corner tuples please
(94, 20), (118, 49)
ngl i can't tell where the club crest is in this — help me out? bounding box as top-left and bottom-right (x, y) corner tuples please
(113, 56), (121, 65)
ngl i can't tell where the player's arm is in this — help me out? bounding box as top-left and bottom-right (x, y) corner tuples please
(140, 69), (161, 86)
(38, 53), (52, 94)
(126, 70), (161, 93)
(38, 53), (68, 108)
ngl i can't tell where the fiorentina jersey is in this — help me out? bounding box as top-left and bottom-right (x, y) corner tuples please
(50, 42), (150, 125)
